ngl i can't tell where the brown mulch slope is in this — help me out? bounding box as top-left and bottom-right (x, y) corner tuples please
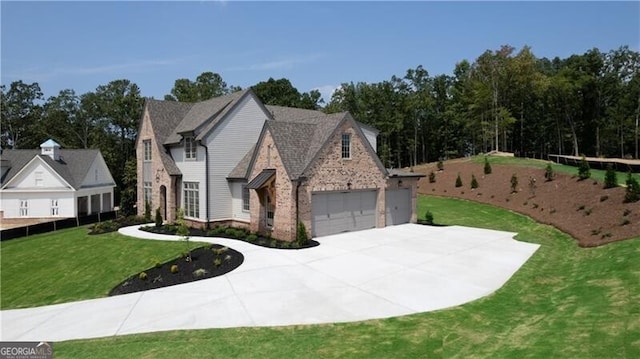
(415, 159), (640, 247)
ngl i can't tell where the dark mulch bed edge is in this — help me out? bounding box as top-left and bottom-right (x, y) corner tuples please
(141, 225), (320, 250)
(109, 244), (243, 296)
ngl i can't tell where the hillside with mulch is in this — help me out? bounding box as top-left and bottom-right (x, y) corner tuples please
(414, 158), (640, 247)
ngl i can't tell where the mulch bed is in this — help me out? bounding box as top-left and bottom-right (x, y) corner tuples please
(109, 244), (243, 296)
(415, 158), (640, 247)
(141, 225), (320, 250)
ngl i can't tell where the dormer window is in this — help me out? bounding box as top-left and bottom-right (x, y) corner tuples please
(185, 136), (197, 160)
(341, 133), (351, 159)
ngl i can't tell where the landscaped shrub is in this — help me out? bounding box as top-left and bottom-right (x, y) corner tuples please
(470, 174), (479, 189)
(176, 209), (191, 262)
(544, 163), (555, 182)
(510, 173), (519, 193)
(213, 258), (222, 267)
(170, 264), (179, 273)
(424, 210), (434, 225)
(437, 160), (444, 171)
(624, 172), (640, 203)
(484, 157), (492, 175)
(528, 177), (537, 196)
(600, 195), (609, 202)
(192, 268), (207, 278)
(604, 164), (618, 189)
(578, 156), (591, 180)
(155, 207), (163, 227)
(139, 272), (148, 280)
(623, 208), (631, 216)
(621, 218), (631, 226)
(144, 200), (151, 222)
(296, 222), (309, 245)
(246, 234), (258, 242)
(428, 171), (436, 183)
(89, 220), (119, 234)
(455, 173), (463, 187)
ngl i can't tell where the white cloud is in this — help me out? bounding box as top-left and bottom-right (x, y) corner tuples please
(312, 84), (339, 104)
(3, 59), (179, 82)
(227, 53), (323, 72)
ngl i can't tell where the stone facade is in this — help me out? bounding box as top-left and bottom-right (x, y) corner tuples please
(248, 130), (296, 240)
(298, 121), (388, 234)
(136, 109), (177, 222)
(249, 119), (388, 241)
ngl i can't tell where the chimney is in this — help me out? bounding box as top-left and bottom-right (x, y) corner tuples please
(40, 139), (61, 161)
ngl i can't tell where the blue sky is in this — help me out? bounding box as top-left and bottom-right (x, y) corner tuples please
(2, 1), (638, 103)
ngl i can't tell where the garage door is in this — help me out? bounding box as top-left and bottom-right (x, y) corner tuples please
(312, 190), (377, 237)
(385, 188), (411, 226)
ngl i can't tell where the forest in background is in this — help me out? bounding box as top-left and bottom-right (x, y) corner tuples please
(2, 45), (638, 209)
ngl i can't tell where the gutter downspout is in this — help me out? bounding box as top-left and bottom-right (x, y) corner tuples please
(199, 141), (210, 228)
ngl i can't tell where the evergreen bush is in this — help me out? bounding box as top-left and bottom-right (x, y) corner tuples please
(424, 210), (434, 225)
(624, 172), (640, 203)
(603, 164), (618, 189)
(578, 156), (591, 180)
(455, 173), (463, 187)
(471, 174), (479, 189)
(428, 171), (436, 183)
(544, 163), (555, 182)
(155, 207), (163, 227)
(484, 157), (492, 175)
(296, 221), (309, 245)
(510, 173), (519, 193)
(437, 160), (444, 171)
(144, 200), (151, 222)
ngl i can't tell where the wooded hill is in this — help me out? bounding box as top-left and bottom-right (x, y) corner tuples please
(2, 45), (638, 210)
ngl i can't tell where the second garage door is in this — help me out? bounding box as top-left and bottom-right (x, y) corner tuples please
(312, 190), (377, 237)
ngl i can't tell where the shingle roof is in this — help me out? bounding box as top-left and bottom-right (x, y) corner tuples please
(145, 99), (194, 175)
(228, 145), (256, 180)
(265, 112), (347, 179)
(0, 149), (113, 190)
(165, 89), (249, 145)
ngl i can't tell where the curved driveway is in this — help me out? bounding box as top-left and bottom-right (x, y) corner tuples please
(1, 224), (539, 342)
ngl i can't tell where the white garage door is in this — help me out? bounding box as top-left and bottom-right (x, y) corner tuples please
(312, 190), (377, 237)
(385, 188), (411, 226)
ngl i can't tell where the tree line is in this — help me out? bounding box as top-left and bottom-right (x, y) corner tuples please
(326, 45), (640, 168)
(1, 44), (638, 208)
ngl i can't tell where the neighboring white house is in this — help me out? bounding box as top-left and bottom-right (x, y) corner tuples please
(0, 139), (116, 219)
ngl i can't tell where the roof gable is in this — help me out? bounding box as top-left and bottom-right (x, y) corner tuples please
(0, 149), (109, 190)
(241, 110), (386, 181)
(1, 155), (73, 190)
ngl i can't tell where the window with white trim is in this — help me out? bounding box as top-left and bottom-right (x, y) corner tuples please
(51, 199), (59, 216)
(35, 171), (43, 187)
(242, 185), (250, 212)
(341, 133), (351, 159)
(185, 136), (197, 160)
(183, 182), (200, 218)
(143, 140), (152, 161)
(143, 181), (152, 207)
(20, 200), (28, 216)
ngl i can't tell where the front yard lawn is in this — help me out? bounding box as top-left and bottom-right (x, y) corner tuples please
(47, 196), (640, 358)
(0, 227), (202, 309)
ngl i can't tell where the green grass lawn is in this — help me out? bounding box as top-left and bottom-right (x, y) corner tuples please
(33, 196), (638, 358)
(472, 155), (640, 185)
(0, 227), (202, 309)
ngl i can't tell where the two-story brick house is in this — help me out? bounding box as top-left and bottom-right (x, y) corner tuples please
(136, 89), (422, 241)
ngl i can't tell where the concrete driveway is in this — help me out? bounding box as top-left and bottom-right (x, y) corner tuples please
(0, 224), (539, 342)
